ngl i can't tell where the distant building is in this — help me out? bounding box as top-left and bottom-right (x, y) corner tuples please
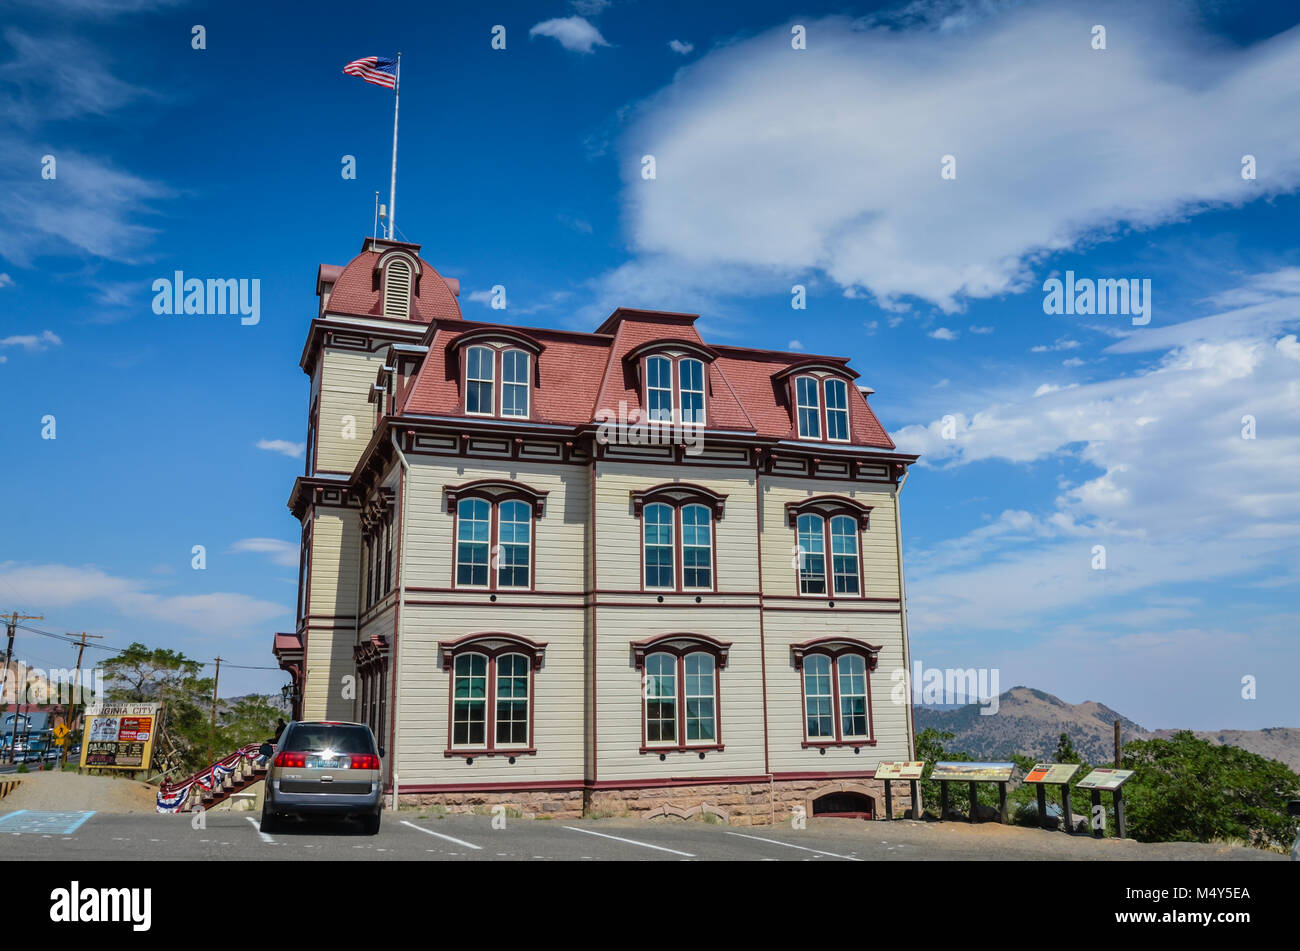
(273, 236), (919, 823)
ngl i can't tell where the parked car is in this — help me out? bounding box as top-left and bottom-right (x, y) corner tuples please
(260, 721), (384, 835)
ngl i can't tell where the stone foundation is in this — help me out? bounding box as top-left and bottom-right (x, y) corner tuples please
(399, 778), (917, 826)
(399, 788), (585, 820)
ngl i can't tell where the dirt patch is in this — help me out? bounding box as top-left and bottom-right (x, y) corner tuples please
(0, 771), (157, 814)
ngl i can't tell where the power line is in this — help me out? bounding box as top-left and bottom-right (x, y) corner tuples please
(12, 622), (282, 670)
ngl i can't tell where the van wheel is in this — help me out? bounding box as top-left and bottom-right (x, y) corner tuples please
(260, 804), (279, 834)
(361, 814), (381, 835)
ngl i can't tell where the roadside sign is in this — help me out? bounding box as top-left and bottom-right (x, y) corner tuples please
(876, 761), (925, 780)
(53, 724), (70, 739)
(1076, 768), (1135, 790)
(1023, 763), (1080, 784)
(931, 761), (1015, 782)
(77, 702), (161, 770)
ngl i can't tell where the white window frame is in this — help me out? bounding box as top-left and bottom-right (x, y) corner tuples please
(496, 499), (532, 590)
(680, 503), (712, 590)
(465, 345), (496, 416)
(824, 378), (850, 442)
(501, 349), (530, 419)
(796, 513), (827, 595)
(494, 652), (531, 748)
(646, 355), (674, 423)
(678, 357), (706, 426)
(644, 652), (677, 747)
(837, 654), (870, 739)
(795, 375), (821, 439)
(803, 654), (835, 740)
(451, 652), (489, 749)
(643, 502), (675, 590)
(455, 497), (492, 588)
(829, 515), (860, 595)
(683, 652), (717, 745)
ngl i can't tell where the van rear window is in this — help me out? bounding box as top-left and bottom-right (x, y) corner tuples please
(280, 724), (375, 755)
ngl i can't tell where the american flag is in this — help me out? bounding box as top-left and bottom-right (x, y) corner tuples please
(342, 56), (397, 89)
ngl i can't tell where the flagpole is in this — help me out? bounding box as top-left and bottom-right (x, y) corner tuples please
(389, 52), (401, 239)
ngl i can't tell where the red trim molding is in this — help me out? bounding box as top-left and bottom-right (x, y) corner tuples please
(443, 478), (548, 518)
(630, 482), (727, 519)
(784, 494), (873, 531)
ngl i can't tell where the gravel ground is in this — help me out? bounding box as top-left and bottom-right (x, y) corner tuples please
(0, 771), (157, 813)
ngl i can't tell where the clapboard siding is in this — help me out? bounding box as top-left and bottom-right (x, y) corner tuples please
(403, 459), (589, 592)
(593, 606), (766, 781)
(759, 477), (901, 598)
(392, 603), (587, 784)
(315, 347), (383, 473)
(593, 462), (759, 592)
(763, 611), (911, 775)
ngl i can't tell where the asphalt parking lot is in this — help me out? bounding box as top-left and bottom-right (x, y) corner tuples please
(0, 808), (1284, 861)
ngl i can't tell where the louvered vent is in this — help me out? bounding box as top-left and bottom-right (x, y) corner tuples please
(383, 259), (412, 319)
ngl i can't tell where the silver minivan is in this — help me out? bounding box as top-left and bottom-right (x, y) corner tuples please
(261, 721), (384, 834)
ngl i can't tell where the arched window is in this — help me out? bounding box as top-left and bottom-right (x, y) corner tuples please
(787, 497), (872, 597)
(382, 257), (413, 319)
(825, 378), (850, 441)
(446, 481), (547, 592)
(792, 638), (879, 748)
(632, 633), (729, 753)
(455, 498), (491, 587)
(797, 513), (826, 594)
(441, 633), (546, 757)
(501, 349), (530, 417)
(646, 355), (673, 422)
(644, 503), (675, 589)
(632, 484), (725, 593)
(795, 376), (821, 439)
(465, 345), (495, 415)
(679, 357), (705, 424)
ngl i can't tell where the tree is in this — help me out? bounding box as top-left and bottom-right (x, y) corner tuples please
(1120, 731), (1300, 850)
(102, 643), (213, 775)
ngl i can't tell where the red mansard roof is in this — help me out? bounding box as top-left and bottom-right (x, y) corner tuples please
(318, 239), (462, 323)
(392, 305), (895, 449)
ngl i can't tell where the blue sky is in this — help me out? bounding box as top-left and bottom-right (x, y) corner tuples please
(1, 0), (1297, 731)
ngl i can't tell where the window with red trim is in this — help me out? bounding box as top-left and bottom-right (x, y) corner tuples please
(455, 497), (532, 590)
(632, 485), (725, 593)
(642, 354), (707, 425)
(794, 374), (852, 442)
(794, 642), (877, 748)
(441, 634), (545, 758)
(463, 344), (533, 419)
(633, 634), (729, 753)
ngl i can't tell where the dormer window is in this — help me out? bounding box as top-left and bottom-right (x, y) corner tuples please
(796, 377), (821, 439)
(452, 330), (543, 420)
(625, 340), (716, 427)
(825, 378), (849, 440)
(466, 345), (495, 415)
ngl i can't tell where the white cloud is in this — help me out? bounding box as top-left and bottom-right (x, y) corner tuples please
(928, 327), (959, 341)
(968, 325), (993, 334)
(1031, 337), (1081, 352)
(0, 273), (12, 288)
(570, 0), (610, 14)
(1062, 357), (1085, 367)
(615, 3), (1300, 313)
(787, 339), (804, 350)
(668, 39), (694, 55)
(466, 289), (495, 306)
(229, 538), (300, 568)
(529, 17), (609, 54)
(0, 562), (287, 636)
(0, 329), (61, 351)
(255, 438), (305, 459)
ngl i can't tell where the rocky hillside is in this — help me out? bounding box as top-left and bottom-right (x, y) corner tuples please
(914, 686), (1300, 770)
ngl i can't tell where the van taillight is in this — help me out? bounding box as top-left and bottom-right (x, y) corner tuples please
(350, 754), (379, 770)
(274, 751), (306, 768)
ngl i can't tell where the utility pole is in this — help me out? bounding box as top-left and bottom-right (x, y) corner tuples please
(1, 612), (43, 765)
(208, 657), (222, 765)
(65, 632), (102, 771)
(1114, 720), (1122, 768)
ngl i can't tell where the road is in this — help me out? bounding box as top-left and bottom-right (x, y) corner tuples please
(0, 808), (1285, 861)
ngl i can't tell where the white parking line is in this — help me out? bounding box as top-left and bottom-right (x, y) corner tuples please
(244, 817), (274, 844)
(562, 826), (695, 857)
(723, 831), (861, 861)
(400, 820), (483, 850)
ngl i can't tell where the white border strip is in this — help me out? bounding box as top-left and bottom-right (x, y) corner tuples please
(401, 819), (483, 850)
(563, 825), (695, 857)
(724, 831), (861, 861)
